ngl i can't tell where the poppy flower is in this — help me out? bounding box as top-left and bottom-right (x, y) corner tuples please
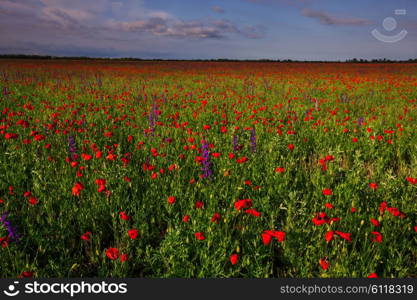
(28, 197), (38, 205)
(322, 188), (332, 196)
(236, 156), (248, 163)
(182, 215), (190, 223)
(369, 182), (378, 190)
(72, 182), (84, 196)
(325, 231), (334, 242)
(106, 247), (119, 260)
(368, 273), (378, 278)
(211, 213), (221, 223)
(370, 231), (383, 243)
(325, 203), (334, 209)
(234, 199), (252, 210)
(230, 254), (239, 265)
(287, 144), (294, 151)
(319, 258), (329, 270)
(81, 232), (91, 241)
(195, 232), (205, 240)
(406, 177), (417, 185)
(119, 211), (130, 221)
(312, 212), (330, 226)
(168, 196), (176, 204)
(120, 253), (128, 262)
(195, 201), (204, 209)
(81, 153), (92, 161)
(370, 218), (380, 227)
(18, 271), (34, 278)
(335, 231), (352, 242)
(245, 209), (261, 217)
(262, 230), (285, 245)
(275, 167), (285, 173)
(262, 232), (272, 245)
(128, 229), (138, 240)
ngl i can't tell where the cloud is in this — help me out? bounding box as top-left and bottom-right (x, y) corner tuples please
(212, 6), (225, 13)
(301, 8), (371, 26)
(111, 17), (264, 39)
(0, 0), (262, 40)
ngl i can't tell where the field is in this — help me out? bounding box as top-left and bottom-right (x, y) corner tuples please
(0, 60), (417, 278)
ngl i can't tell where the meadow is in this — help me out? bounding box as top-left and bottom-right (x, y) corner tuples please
(0, 60), (417, 278)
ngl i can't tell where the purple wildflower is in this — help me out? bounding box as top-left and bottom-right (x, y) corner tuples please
(68, 136), (77, 160)
(1, 211), (20, 243)
(357, 117), (364, 127)
(201, 140), (213, 179)
(233, 134), (238, 152)
(250, 127), (257, 153)
(3, 87), (7, 96)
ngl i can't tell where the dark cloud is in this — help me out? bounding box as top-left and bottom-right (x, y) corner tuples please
(301, 8), (371, 26)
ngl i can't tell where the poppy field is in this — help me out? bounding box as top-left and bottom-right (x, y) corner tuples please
(1, 60), (417, 278)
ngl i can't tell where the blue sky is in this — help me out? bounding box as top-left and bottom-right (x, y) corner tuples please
(0, 0), (416, 60)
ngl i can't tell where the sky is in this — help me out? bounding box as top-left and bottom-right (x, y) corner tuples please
(0, 0), (416, 60)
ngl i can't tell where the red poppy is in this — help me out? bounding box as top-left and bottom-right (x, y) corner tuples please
(195, 201), (204, 209)
(106, 247), (120, 260)
(72, 182), (84, 196)
(236, 156), (248, 163)
(370, 231), (383, 243)
(230, 254), (239, 265)
(325, 203), (334, 209)
(245, 209), (261, 217)
(322, 188), (332, 196)
(370, 218), (380, 227)
(275, 167), (285, 173)
(262, 230), (285, 244)
(195, 232), (205, 240)
(182, 215), (190, 223)
(28, 197), (38, 205)
(119, 211), (131, 221)
(369, 182), (378, 190)
(234, 199), (252, 210)
(287, 144), (294, 151)
(128, 229), (138, 240)
(211, 213), (221, 223)
(406, 177), (417, 185)
(18, 271), (34, 278)
(325, 231), (334, 243)
(168, 196), (176, 204)
(262, 232), (272, 245)
(368, 273), (378, 278)
(335, 231), (352, 242)
(319, 258), (329, 270)
(120, 253), (128, 262)
(81, 153), (92, 161)
(81, 232), (91, 241)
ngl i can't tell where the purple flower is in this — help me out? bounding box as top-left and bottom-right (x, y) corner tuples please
(201, 140), (213, 179)
(1, 211), (20, 243)
(357, 117), (364, 127)
(233, 134), (238, 152)
(68, 136), (77, 160)
(3, 87), (8, 96)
